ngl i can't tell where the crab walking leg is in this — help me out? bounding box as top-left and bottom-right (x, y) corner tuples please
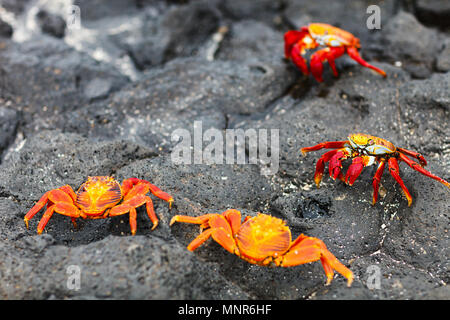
(280, 235), (354, 286)
(123, 186), (159, 229)
(122, 178), (174, 208)
(346, 46), (387, 77)
(109, 195), (155, 234)
(35, 201), (81, 234)
(398, 153), (450, 189)
(144, 197), (159, 230)
(36, 205), (55, 234)
(24, 191), (50, 228)
(170, 214), (218, 227)
(26, 188), (81, 232)
(208, 215), (237, 254)
(221, 209), (242, 235)
(320, 256), (335, 284)
(397, 147), (427, 167)
(147, 183), (174, 208)
(372, 159), (386, 205)
(186, 229), (214, 251)
(129, 208), (137, 235)
(310, 47), (346, 82)
(301, 141), (348, 155)
(177, 215), (237, 254)
(388, 158), (413, 206)
(59, 185), (78, 203)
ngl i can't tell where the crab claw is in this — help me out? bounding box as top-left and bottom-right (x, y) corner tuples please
(284, 29), (312, 76)
(345, 157), (365, 186)
(313, 149), (342, 187)
(329, 150), (348, 180)
(284, 28), (310, 59)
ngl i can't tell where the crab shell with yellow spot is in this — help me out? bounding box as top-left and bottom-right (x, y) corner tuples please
(284, 23), (387, 82)
(170, 210), (354, 286)
(301, 133), (450, 206)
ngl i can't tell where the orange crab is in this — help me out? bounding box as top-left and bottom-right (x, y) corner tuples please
(284, 23), (387, 82)
(24, 176), (173, 235)
(170, 209), (354, 286)
(301, 133), (450, 206)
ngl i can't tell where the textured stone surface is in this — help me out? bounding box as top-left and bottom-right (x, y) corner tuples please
(0, 0), (448, 300)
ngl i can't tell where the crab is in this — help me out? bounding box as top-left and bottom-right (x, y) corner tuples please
(301, 133), (450, 206)
(24, 176), (173, 235)
(284, 23), (387, 82)
(170, 209), (354, 286)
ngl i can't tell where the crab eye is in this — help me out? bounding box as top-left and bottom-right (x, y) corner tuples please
(368, 139), (374, 145)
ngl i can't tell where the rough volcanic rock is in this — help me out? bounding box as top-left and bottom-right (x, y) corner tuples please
(36, 10), (66, 39)
(28, 56), (296, 154)
(110, 1), (222, 71)
(372, 11), (441, 78)
(0, 36), (129, 125)
(0, 19), (13, 38)
(0, 233), (249, 299)
(0, 0), (448, 301)
(0, 106), (19, 158)
(414, 0), (450, 29)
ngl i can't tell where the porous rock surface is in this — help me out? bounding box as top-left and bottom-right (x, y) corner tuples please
(0, 0), (448, 300)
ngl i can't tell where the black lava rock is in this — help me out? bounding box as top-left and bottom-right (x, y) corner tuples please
(0, 0), (448, 301)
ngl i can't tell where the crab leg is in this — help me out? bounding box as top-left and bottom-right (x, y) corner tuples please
(25, 188), (81, 233)
(310, 47), (346, 82)
(186, 229), (215, 251)
(398, 153), (450, 189)
(300, 140), (348, 156)
(35, 202), (81, 234)
(24, 191), (50, 229)
(109, 195), (157, 234)
(280, 235), (354, 286)
(122, 178), (174, 208)
(170, 213), (218, 228)
(172, 214), (237, 253)
(221, 209), (242, 235)
(122, 183), (161, 227)
(301, 140), (348, 155)
(372, 159), (386, 205)
(388, 158), (413, 206)
(397, 148), (427, 166)
(36, 205), (56, 234)
(346, 47), (387, 77)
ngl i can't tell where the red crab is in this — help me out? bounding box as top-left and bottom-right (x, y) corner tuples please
(24, 176), (173, 235)
(170, 210), (354, 286)
(284, 23), (387, 82)
(301, 133), (450, 206)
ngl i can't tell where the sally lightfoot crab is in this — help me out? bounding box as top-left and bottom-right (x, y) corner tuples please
(301, 133), (450, 206)
(24, 176), (173, 235)
(170, 210), (354, 286)
(284, 23), (386, 82)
